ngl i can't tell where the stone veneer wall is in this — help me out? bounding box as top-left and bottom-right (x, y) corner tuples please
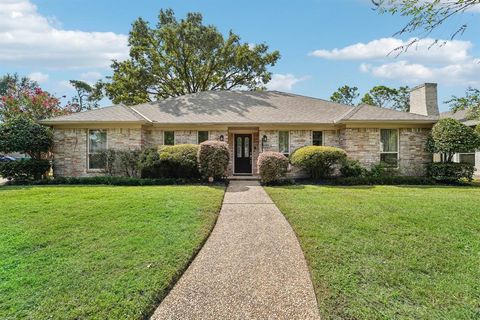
(52, 128), (143, 177)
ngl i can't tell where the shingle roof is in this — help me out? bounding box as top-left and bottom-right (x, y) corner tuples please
(41, 105), (147, 124)
(41, 90), (438, 125)
(339, 104), (438, 122)
(440, 109), (479, 127)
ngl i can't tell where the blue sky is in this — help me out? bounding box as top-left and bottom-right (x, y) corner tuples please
(1, 0), (479, 111)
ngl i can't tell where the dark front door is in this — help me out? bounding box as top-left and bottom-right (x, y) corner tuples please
(234, 134), (252, 174)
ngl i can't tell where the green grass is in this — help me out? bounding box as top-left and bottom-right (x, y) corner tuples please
(266, 185), (480, 320)
(0, 185), (224, 319)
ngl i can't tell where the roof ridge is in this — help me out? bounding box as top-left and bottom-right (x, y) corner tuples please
(127, 105), (152, 122)
(335, 105), (363, 122)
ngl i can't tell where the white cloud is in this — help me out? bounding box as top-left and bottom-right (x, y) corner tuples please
(363, 60), (480, 86)
(267, 73), (309, 91)
(312, 36), (480, 86)
(28, 71), (49, 83)
(0, 0), (128, 69)
(79, 71), (103, 84)
(310, 37), (472, 64)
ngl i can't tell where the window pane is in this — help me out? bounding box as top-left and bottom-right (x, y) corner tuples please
(381, 129), (398, 152)
(381, 153), (398, 167)
(198, 131), (209, 143)
(237, 137), (242, 158)
(89, 130), (106, 153)
(279, 131), (289, 154)
(459, 153), (475, 165)
(313, 131), (323, 146)
(89, 153), (106, 169)
(244, 137), (250, 157)
(164, 131), (175, 145)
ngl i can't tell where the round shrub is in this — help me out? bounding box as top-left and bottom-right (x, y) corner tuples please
(257, 151), (289, 184)
(197, 140), (229, 181)
(0, 159), (50, 181)
(159, 144), (200, 178)
(290, 146), (347, 179)
(426, 162), (475, 183)
(340, 159), (367, 178)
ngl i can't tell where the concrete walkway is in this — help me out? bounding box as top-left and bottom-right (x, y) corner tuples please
(151, 181), (320, 320)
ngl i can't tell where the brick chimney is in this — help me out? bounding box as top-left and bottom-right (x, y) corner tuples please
(409, 83), (439, 116)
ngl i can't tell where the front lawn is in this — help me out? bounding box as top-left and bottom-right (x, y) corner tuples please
(0, 185), (224, 319)
(266, 185), (480, 320)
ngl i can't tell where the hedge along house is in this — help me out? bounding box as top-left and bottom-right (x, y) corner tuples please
(40, 83), (439, 177)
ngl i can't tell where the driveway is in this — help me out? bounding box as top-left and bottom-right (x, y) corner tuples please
(151, 180), (320, 320)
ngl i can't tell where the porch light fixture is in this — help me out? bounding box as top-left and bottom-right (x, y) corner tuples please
(219, 135), (224, 141)
(261, 135), (267, 152)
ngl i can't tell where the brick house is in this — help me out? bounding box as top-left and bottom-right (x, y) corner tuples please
(40, 83), (439, 177)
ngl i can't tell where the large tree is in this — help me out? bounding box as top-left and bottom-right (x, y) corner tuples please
(446, 87), (480, 120)
(373, 0), (480, 52)
(331, 84), (410, 111)
(67, 80), (102, 113)
(101, 9), (280, 105)
(330, 85), (359, 106)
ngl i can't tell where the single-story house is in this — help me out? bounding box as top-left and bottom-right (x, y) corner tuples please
(40, 83), (440, 177)
(440, 108), (480, 176)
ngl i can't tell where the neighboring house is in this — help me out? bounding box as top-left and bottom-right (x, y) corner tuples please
(40, 83), (439, 177)
(440, 108), (480, 176)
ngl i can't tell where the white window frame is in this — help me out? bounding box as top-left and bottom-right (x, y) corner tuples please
(163, 131), (175, 145)
(379, 128), (399, 168)
(87, 129), (107, 171)
(197, 130), (209, 144)
(278, 130), (290, 156)
(311, 130), (324, 146)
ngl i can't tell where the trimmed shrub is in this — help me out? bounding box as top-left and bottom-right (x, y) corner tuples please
(426, 162), (475, 183)
(138, 147), (162, 178)
(5, 176), (196, 186)
(257, 151), (289, 184)
(290, 146), (347, 179)
(325, 176), (436, 186)
(101, 148), (141, 177)
(340, 159), (367, 178)
(367, 162), (398, 178)
(159, 144), (200, 178)
(0, 159), (50, 180)
(197, 140), (229, 181)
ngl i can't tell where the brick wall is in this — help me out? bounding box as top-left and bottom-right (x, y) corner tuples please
(175, 130), (197, 144)
(398, 128), (431, 175)
(340, 128), (380, 167)
(290, 130), (311, 152)
(323, 130), (340, 147)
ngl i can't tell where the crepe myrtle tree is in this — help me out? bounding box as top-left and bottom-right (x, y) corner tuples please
(426, 118), (480, 163)
(98, 9), (280, 105)
(0, 74), (74, 122)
